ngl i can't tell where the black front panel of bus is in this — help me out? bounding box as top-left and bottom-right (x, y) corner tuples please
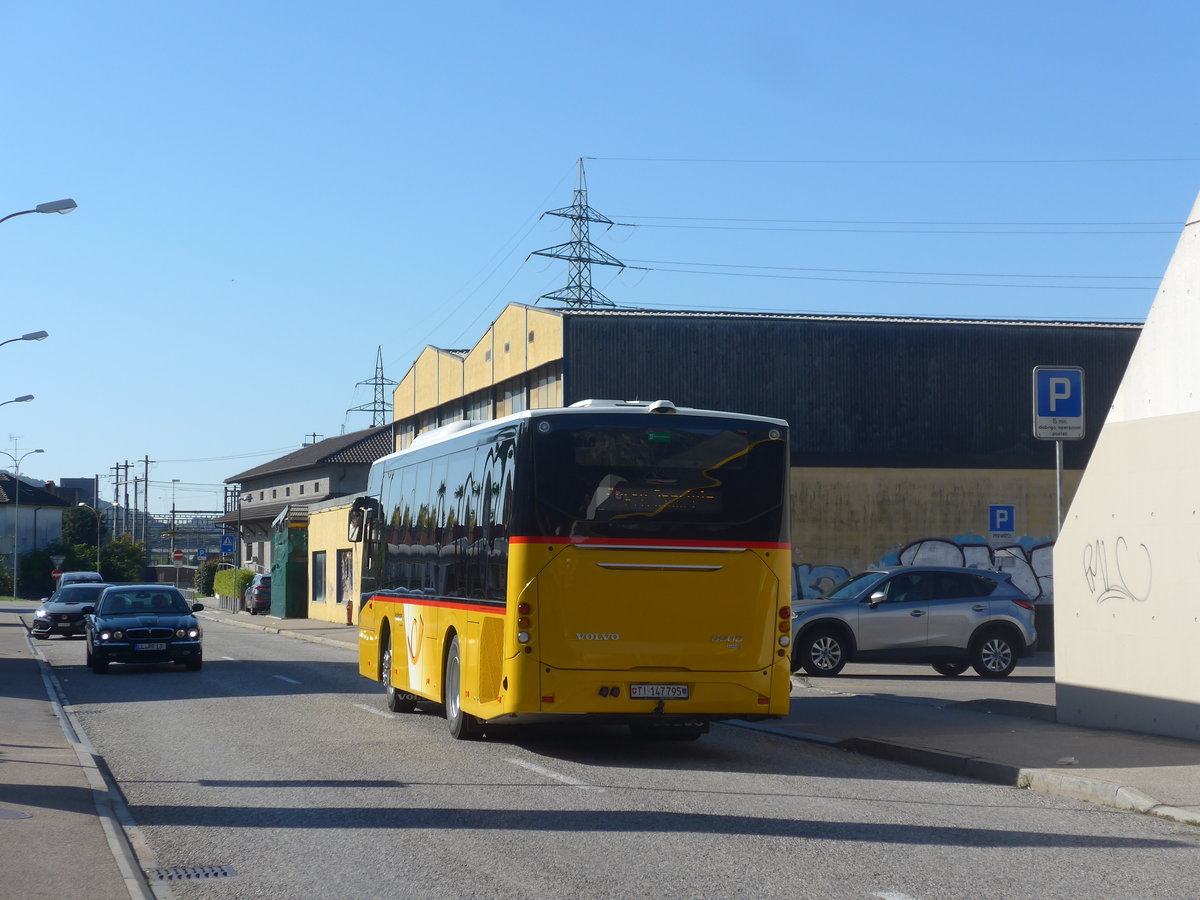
(518, 413), (788, 544)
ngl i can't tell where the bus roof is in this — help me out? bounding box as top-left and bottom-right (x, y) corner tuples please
(375, 400), (789, 467)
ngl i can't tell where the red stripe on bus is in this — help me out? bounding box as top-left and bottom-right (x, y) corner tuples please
(367, 595), (506, 615)
(510, 536), (789, 550)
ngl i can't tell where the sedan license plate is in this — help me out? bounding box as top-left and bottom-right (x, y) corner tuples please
(135, 642), (167, 651)
(630, 683), (689, 700)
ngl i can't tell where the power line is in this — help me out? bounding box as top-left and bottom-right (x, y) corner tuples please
(620, 222), (1176, 235)
(587, 155), (1200, 164)
(616, 214), (1182, 226)
(631, 264), (1154, 290)
(621, 258), (1160, 281)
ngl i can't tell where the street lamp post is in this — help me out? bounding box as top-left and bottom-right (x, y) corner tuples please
(0, 200), (77, 225)
(3, 448), (44, 600)
(77, 503), (103, 574)
(0, 395), (34, 408)
(0, 332), (49, 350)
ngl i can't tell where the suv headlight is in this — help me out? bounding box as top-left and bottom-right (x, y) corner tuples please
(35, 609), (48, 618)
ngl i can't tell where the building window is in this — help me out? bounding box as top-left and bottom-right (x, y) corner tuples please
(528, 330), (535, 343)
(336, 549), (353, 604)
(498, 376), (527, 417)
(259, 492), (264, 501)
(313, 481), (320, 491)
(285, 487), (291, 497)
(504, 341), (510, 354)
(485, 349), (492, 362)
(272, 489), (277, 499)
(312, 551), (327, 603)
(299, 484), (305, 495)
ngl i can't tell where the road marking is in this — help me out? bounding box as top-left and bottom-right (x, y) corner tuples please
(272, 675), (301, 684)
(353, 703), (394, 719)
(507, 758), (604, 791)
(873, 893), (920, 900)
(221, 656), (237, 661)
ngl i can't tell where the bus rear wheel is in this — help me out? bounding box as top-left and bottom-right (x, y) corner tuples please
(444, 635), (481, 740)
(382, 633), (417, 713)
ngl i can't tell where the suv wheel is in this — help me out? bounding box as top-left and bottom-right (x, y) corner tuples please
(971, 630), (1017, 678)
(798, 628), (848, 677)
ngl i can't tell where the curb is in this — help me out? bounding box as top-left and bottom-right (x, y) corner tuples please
(730, 718), (1199, 828)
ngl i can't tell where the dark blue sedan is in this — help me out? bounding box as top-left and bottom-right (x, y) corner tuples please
(84, 585), (204, 673)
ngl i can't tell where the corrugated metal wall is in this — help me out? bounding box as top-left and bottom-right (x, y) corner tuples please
(562, 313), (1139, 470)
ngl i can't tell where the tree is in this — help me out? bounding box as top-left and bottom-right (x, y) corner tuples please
(100, 537), (147, 583)
(62, 506), (101, 550)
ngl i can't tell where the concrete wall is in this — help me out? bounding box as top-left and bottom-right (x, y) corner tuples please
(1054, 191), (1200, 740)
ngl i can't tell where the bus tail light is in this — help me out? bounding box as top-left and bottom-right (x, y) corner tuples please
(517, 631), (531, 644)
(778, 635), (790, 647)
(518, 602), (532, 614)
(778, 620), (790, 633)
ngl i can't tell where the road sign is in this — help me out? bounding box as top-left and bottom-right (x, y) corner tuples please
(196, 548), (208, 560)
(173, 549), (185, 563)
(221, 535), (235, 554)
(50, 554), (66, 568)
(988, 504), (1016, 541)
(1033, 366), (1085, 440)
(51, 569), (63, 580)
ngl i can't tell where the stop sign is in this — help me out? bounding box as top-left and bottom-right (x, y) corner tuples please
(173, 549), (184, 562)
(51, 569), (63, 580)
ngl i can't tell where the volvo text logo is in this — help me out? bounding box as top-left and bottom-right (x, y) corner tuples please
(576, 633), (620, 641)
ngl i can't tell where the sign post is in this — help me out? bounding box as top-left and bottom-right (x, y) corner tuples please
(173, 548), (184, 587)
(1032, 366), (1086, 534)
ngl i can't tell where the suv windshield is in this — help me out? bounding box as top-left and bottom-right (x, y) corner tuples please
(98, 591), (191, 616)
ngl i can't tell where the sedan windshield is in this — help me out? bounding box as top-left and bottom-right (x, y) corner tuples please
(98, 592), (191, 615)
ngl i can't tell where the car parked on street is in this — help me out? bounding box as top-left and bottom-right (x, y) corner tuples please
(31, 583), (113, 639)
(244, 573), (271, 615)
(83, 585), (204, 673)
(791, 566), (1037, 678)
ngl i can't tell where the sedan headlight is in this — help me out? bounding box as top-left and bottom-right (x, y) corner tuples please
(35, 609), (48, 618)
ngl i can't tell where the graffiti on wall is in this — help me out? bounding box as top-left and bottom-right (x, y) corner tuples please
(793, 532), (1054, 603)
(1082, 537), (1152, 604)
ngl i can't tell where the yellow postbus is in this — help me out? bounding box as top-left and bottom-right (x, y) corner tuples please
(352, 399), (792, 740)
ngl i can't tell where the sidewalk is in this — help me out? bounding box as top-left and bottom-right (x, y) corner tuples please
(0, 607), (151, 900)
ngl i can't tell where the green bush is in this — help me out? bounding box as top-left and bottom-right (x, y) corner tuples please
(213, 568), (254, 602)
(194, 559), (220, 596)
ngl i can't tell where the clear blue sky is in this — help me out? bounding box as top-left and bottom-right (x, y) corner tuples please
(3, 2), (1198, 516)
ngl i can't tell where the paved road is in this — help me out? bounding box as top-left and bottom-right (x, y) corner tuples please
(32, 620), (1200, 900)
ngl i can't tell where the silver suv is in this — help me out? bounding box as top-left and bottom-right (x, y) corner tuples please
(791, 566), (1038, 678)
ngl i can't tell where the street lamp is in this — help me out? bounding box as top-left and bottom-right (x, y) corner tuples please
(77, 503), (103, 574)
(0, 200), (77, 225)
(0, 395), (34, 408)
(0, 331), (49, 349)
(2, 448), (44, 600)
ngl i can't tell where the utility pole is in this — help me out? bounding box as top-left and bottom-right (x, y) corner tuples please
(347, 345), (397, 427)
(529, 158), (625, 308)
(110, 464), (120, 539)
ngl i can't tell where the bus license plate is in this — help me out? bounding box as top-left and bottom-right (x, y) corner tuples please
(135, 642), (166, 651)
(630, 684), (689, 700)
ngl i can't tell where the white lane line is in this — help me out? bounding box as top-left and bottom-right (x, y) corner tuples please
(221, 656), (237, 661)
(507, 758), (605, 791)
(272, 675), (302, 684)
(873, 893), (921, 900)
(354, 703), (395, 719)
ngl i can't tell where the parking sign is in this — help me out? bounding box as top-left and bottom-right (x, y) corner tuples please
(989, 504), (1015, 537)
(1033, 366), (1085, 440)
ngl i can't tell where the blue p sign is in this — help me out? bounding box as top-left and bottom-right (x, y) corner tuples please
(1033, 366), (1085, 440)
(989, 505), (1015, 534)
